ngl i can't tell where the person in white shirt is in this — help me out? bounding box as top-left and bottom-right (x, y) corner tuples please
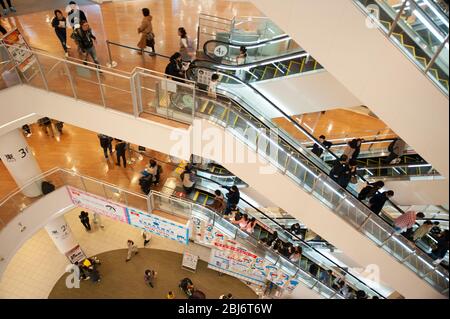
(235, 46), (247, 80)
(208, 73), (219, 98)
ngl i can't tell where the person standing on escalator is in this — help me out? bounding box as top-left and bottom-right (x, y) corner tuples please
(235, 46), (247, 80)
(181, 167), (196, 194)
(311, 135), (332, 158)
(225, 185), (240, 214)
(369, 190), (394, 215)
(384, 138), (407, 165)
(343, 138), (363, 162)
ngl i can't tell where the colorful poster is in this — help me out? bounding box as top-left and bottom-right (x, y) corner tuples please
(67, 186), (128, 223)
(126, 208), (189, 245)
(1, 28), (36, 73)
(65, 245), (87, 264)
(181, 251), (199, 272)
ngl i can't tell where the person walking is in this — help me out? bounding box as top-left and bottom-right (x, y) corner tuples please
(115, 139), (127, 167)
(384, 138), (407, 164)
(67, 1), (87, 30)
(126, 239), (139, 262)
(225, 185), (240, 214)
(137, 8), (155, 55)
(311, 135), (333, 158)
(78, 211), (91, 231)
(39, 117), (54, 137)
(93, 212), (104, 229)
(51, 10), (69, 57)
(1, 0), (15, 16)
(144, 269), (156, 288)
(72, 21), (99, 66)
(142, 230), (151, 246)
(368, 190), (394, 215)
(178, 27), (193, 61)
(98, 134), (113, 159)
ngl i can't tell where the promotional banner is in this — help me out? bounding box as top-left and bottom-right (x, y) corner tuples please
(65, 245), (87, 264)
(126, 208), (190, 245)
(67, 186), (128, 223)
(181, 251), (199, 272)
(0, 28), (37, 74)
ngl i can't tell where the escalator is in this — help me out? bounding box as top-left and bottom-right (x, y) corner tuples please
(159, 161), (389, 298)
(171, 65), (450, 295)
(199, 36), (323, 83)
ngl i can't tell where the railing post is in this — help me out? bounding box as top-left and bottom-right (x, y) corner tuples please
(105, 40), (118, 68)
(135, 71), (143, 114)
(425, 34), (449, 73)
(388, 0), (408, 37)
(357, 214), (372, 231)
(34, 54), (49, 91)
(147, 192), (153, 213)
(130, 73), (139, 117)
(95, 68), (106, 108)
(334, 195), (347, 211)
(191, 85), (196, 123)
(63, 60), (77, 99)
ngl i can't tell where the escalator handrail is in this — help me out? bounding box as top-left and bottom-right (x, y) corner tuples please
(130, 148), (385, 297)
(187, 64), (446, 266)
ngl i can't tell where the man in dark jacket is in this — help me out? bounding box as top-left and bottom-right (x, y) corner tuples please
(115, 139), (127, 168)
(311, 135), (332, 158)
(98, 134), (113, 159)
(165, 52), (185, 82)
(329, 154), (349, 187)
(369, 190), (394, 215)
(72, 21), (99, 66)
(79, 211), (91, 230)
(225, 185), (240, 214)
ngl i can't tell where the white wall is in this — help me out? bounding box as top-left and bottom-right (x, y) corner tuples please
(252, 71), (362, 115)
(0, 187), (74, 278)
(249, 0), (449, 181)
(385, 178), (449, 206)
(0, 85), (445, 298)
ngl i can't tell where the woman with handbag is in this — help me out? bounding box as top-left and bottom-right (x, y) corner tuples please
(137, 8), (155, 55)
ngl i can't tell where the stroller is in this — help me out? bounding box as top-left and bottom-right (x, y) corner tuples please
(179, 277), (194, 297)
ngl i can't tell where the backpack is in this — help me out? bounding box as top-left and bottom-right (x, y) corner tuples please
(388, 139), (397, 153)
(41, 181), (55, 194)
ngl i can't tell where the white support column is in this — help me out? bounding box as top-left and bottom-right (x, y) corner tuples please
(0, 128), (42, 197)
(44, 215), (80, 257)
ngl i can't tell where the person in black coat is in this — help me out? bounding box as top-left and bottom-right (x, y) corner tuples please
(338, 159), (358, 189)
(165, 52), (185, 82)
(311, 135), (332, 157)
(369, 190), (394, 215)
(329, 154), (349, 187)
(115, 139), (127, 167)
(430, 230), (449, 263)
(98, 134), (113, 159)
(79, 211), (91, 230)
(225, 185), (240, 214)
(51, 10), (68, 56)
(358, 181), (384, 200)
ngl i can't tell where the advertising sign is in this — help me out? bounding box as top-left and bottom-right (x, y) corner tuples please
(65, 245), (87, 264)
(126, 208), (190, 245)
(67, 186), (128, 223)
(1, 28), (37, 74)
(181, 251), (199, 272)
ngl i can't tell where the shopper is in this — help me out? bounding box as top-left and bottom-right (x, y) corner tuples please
(207, 73), (219, 98)
(430, 230), (449, 265)
(311, 135), (333, 158)
(245, 217), (257, 234)
(219, 293), (233, 299)
(55, 121), (64, 135)
(235, 46), (247, 80)
(72, 21), (99, 66)
(180, 167), (196, 194)
(126, 239), (139, 262)
(261, 231), (278, 247)
(51, 10), (69, 57)
(343, 138), (363, 162)
(238, 214), (249, 229)
(1, 0), (15, 16)
(384, 138), (407, 164)
(39, 117), (54, 137)
(177, 27), (193, 61)
(430, 221), (442, 236)
(289, 246), (302, 263)
(339, 158), (358, 189)
(98, 134), (113, 159)
(93, 212), (104, 229)
(67, 1), (87, 29)
(144, 269), (157, 288)
(142, 230), (151, 246)
(208, 190), (226, 214)
(329, 154), (349, 187)
(115, 139), (127, 168)
(319, 269), (333, 286)
(394, 211), (424, 233)
(225, 185), (240, 214)
(358, 180), (384, 201)
(413, 220), (434, 241)
(78, 211), (91, 231)
(22, 124), (31, 137)
(137, 8), (155, 55)
(165, 52), (185, 82)
(369, 190), (394, 215)
(289, 223), (302, 236)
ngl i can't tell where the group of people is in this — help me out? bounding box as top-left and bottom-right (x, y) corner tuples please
(75, 256), (101, 283)
(78, 210), (104, 231)
(97, 134), (128, 167)
(36, 117), (64, 138)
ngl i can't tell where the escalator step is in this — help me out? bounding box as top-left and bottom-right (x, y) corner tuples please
(203, 195), (209, 206)
(261, 67), (276, 80)
(287, 61), (301, 75)
(208, 104), (215, 115)
(193, 192), (200, 202)
(200, 101), (209, 113)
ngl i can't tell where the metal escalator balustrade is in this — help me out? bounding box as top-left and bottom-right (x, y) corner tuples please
(354, 0), (449, 95)
(182, 66), (449, 294)
(150, 160), (386, 298)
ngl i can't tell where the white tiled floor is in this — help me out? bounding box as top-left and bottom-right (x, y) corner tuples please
(0, 207), (211, 299)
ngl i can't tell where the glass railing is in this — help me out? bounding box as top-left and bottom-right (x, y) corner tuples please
(1, 44), (447, 295)
(0, 167), (347, 299)
(354, 0), (449, 95)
